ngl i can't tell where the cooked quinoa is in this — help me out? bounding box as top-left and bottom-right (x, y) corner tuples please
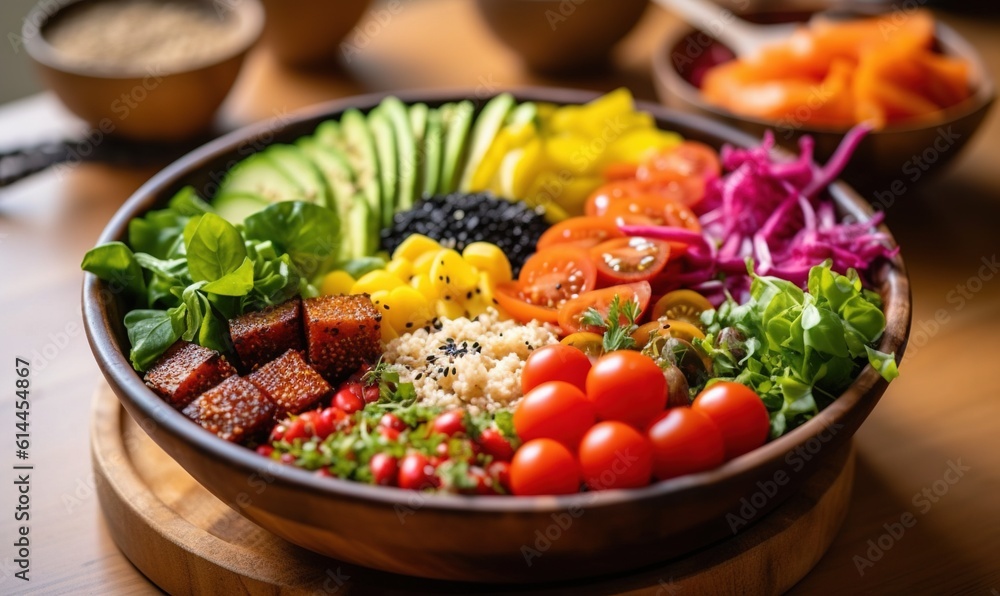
(382, 309), (558, 413)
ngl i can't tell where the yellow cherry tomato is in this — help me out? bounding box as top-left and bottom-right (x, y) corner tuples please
(319, 270), (355, 296)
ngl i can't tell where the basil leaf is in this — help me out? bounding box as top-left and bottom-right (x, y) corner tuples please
(81, 241), (147, 298)
(124, 306), (186, 371)
(167, 186), (214, 216)
(243, 201), (339, 279)
(184, 213), (248, 282)
(202, 257), (255, 296)
(865, 346), (899, 382)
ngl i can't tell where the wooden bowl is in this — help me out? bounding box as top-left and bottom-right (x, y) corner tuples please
(82, 88), (911, 583)
(652, 18), (995, 188)
(474, 0), (650, 73)
(259, 0), (372, 69)
(23, 0), (264, 141)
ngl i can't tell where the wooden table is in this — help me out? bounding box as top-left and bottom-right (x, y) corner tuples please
(1, 1), (998, 593)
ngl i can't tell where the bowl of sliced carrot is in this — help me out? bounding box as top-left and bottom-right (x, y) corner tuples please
(654, 9), (995, 186)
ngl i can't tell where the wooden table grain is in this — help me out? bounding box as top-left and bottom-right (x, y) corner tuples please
(1, 1), (998, 593)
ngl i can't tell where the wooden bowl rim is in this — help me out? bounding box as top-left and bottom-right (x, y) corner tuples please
(82, 86), (911, 513)
(23, 0), (265, 80)
(652, 18), (997, 137)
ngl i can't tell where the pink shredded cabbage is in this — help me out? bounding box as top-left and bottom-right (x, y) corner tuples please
(622, 125), (897, 303)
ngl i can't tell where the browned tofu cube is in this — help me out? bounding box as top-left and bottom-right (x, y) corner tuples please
(144, 341), (236, 409)
(182, 376), (275, 443)
(302, 295), (381, 382)
(229, 298), (304, 373)
(247, 349), (332, 416)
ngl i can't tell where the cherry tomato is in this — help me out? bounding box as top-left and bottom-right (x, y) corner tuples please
(363, 384), (381, 403)
(465, 466), (497, 495)
(591, 237), (671, 284)
(585, 180), (649, 216)
(282, 417), (308, 442)
(692, 382), (770, 460)
(662, 320), (706, 343)
(398, 453), (438, 490)
(536, 217), (626, 251)
(494, 246), (597, 324)
(320, 407), (348, 434)
(578, 421), (653, 490)
(650, 290), (714, 328)
(478, 428), (515, 462)
(521, 344), (593, 394)
(256, 445), (274, 457)
(586, 351), (667, 429)
(378, 426), (400, 442)
(630, 319), (672, 348)
(560, 332), (605, 359)
(510, 439), (580, 496)
(333, 387), (364, 414)
(488, 460), (512, 493)
(637, 141), (721, 182)
(646, 408), (726, 480)
(432, 410), (467, 437)
(513, 381), (595, 449)
(379, 412), (407, 432)
(369, 453), (398, 486)
(603, 162), (640, 181)
(557, 281), (651, 336)
(298, 410), (322, 437)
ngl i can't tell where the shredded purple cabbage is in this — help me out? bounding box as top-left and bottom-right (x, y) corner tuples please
(622, 125), (897, 303)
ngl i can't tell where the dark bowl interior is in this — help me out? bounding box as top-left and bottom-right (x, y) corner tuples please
(82, 87), (911, 583)
(653, 14), (996, 189)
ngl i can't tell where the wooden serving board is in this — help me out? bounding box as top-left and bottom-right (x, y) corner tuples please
(91, 382), (855, 595)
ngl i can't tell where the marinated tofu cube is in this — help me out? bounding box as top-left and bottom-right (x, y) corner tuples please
(247, 349), (332, 416)
(182, 376), (275, 443)
(302, 295), (382, 382)
(229, 298), (304, 373)
(144, 341), (236, 409)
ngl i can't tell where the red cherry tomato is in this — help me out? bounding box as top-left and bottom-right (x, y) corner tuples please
(431, 410), (467, 437)
(646, 408), (725, 480)
(282, 417), (308, 442)
(333, 387), (364, 414)
(637, 141), (721, 183)
(369, 453), (398, 486)
(597, 195), (702, 232)
(488, 460), (512, 493)
(586, 351), (667, 429)
(513, 381), (595, 449)
(510, 439), (580, 496)
(578, 421), (654, 490)
(478, 428), (515, 462)
(692, 382), (770, 460)
(590, 237), (671, 285)
(557, 281), (652, 336)
(521, 344), (593, 394)
(398, 453), (438, 490)
(379, 412), (407, 432)
(495, 246), (597, 324)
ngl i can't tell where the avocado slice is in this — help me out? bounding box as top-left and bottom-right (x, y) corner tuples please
(368, 107), (397, 229)
(213, 191), (271, 224)
(379, 97), (417, 213)
(439, 100), (474, 194)
(218, 153), (305, 203)
(315, 119), (341, 147)
(297, 136), (361, 259)
(409, 103), (429, 197)
(506, 101), (538, 127)
(421, 108), (443, 197)
(458, 93), (515, 192)
(343, 198), (372, 259)
(329, 109), (381, 245)
(263, 144), (331, 206)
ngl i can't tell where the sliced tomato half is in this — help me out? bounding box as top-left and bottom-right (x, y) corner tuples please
(557, 281), (652, 336)
(590, 237), (671, 285)
(536, 216), (625, 251)
(495, 246), (597, 324)
(637, 141), (721, 183)
(596, 194), (702, 233)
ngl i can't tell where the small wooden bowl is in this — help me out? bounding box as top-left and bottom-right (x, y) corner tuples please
(653, 18), (996, 187)
(82, 88), (911, 583)
(474, 0), (650, 73)
(24, 0), (264, 141)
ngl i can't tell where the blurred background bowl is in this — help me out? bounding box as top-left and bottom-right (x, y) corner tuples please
(475, 0), (650, 74)
(24, 0), (264, 141)
(259, 0), (372, 69)
(652, 13), (996, 187)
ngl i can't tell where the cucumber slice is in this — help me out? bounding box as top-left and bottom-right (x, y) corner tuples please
(333, 109), (382, 247)
(379, 97), (417, 213)
(315, 120), (341, 147)
(296, 137), (355, 206)
(264, 144), (330, 206)
(506, 101), (538, 126)
(218, 153), (305, 203)
(368, 108), (397, 228)
(344, 198), (372, 259)
(458, 93), (515, 192)
(439, 100), (474, 194)
(409, 103), (429, 141)
(213, 191), (271, 224)
(409, 103), (429, 199)
(421, 108), (443, 198)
